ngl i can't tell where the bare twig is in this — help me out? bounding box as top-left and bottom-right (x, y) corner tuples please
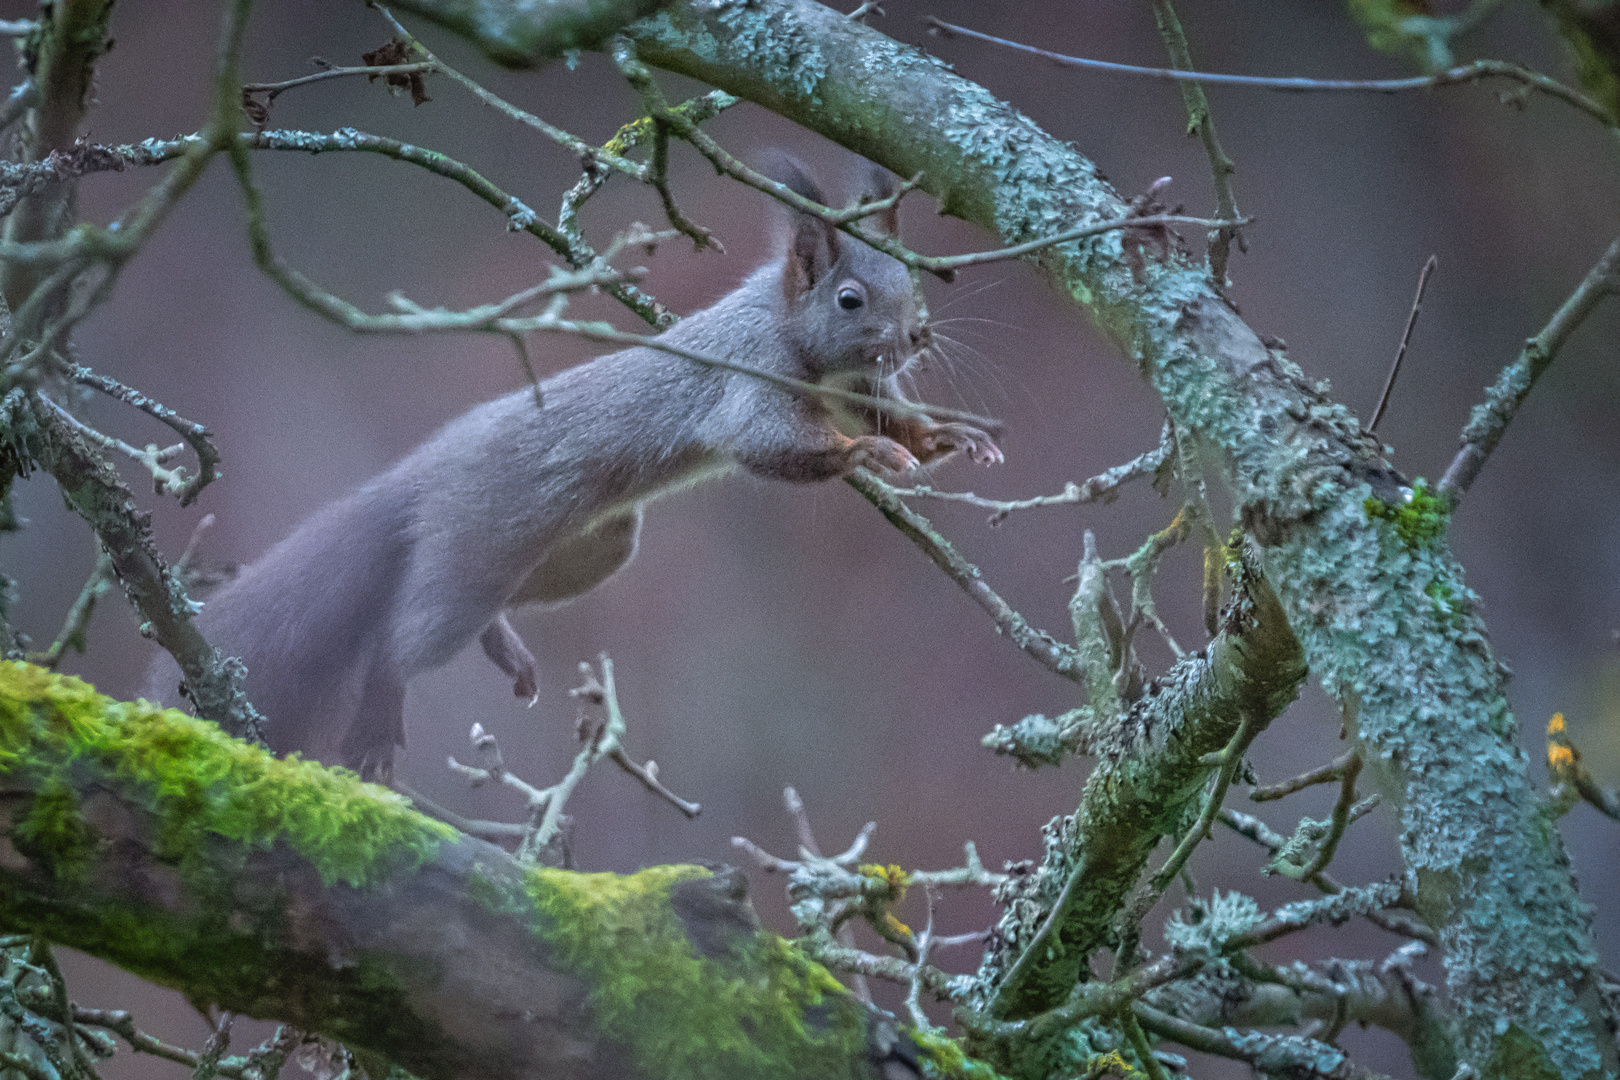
(1251, 749), (1358, 802)
(372, 6), (647, 180)
(613, 36), (1244, 281)
(33, 550), (113, 670)
(1439, 234), (1620, 501)
(1271, 754), (1375, 880)
(885, 424), (1170, 524)
(448, 655), (698, 863)
(69, 364), (220, 506)
(1369, 255), (1437, 433)
(1148, 0), (1245, 280)
(1219, 808), (1438, 945)
(72, 1008), (254, 1080)
(924, 17), (1616, 129)
(241, 62), (437, 102)
(847, 470), (1081, 681)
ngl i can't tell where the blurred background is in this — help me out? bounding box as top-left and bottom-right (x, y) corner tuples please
(3, 1), (1618, 1076)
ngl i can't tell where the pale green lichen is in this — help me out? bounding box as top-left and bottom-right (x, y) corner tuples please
(0, 661), (456, 889)
(525, 864), (871, 1080)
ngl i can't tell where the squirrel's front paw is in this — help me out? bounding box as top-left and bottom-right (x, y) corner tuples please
(925, 423), (1005, 466)
(851, 435), (920, 474)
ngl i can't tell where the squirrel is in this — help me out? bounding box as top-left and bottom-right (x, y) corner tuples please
(149, 163), (1003, 778)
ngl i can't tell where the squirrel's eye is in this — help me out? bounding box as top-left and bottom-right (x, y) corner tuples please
(837, 287), (864, 310)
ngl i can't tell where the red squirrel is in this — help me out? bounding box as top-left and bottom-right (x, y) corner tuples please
(150, 164), (1002, 777)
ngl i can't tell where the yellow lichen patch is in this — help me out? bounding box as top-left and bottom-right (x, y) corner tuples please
(0, 661), (456, 888)
(1548, 713), (1567, 736)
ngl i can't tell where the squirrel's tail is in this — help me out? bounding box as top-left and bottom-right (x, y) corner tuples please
(145, 483), (414, 766)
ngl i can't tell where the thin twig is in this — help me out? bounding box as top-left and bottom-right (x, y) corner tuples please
(1219, 808), (1438, 945)
(1138, 711), (1266, 911)
(69, 365), (220, 506)
(924, 17), (1616, 129)
(1149, 0), (1245, 280)
(372, 5), (647, 178)
(885, 425), (1170, 524)
(1369, 255), (1437, 433)
(1251, 749), (1358, 802)
(1439, 234), (1620, 501)
(34, 551), (114, 670)
(241, 62), (437, 101)
(847, 470), (1081, 680)
(1274, 754), (1371, 879)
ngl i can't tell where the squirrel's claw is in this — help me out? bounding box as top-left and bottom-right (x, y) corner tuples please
(926, 423), (1003, 466)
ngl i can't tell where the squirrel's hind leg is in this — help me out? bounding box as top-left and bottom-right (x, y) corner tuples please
(339, 658), (406, 783)
(480, 613), (540, 704)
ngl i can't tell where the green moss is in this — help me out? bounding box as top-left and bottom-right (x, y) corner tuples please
(910, 1027), (1010, 1080)
(525, 864), (870, 1080)
(0, 661), (456, 888)
(1363, 478), (1448, 550)
(13, 773), (97, 879)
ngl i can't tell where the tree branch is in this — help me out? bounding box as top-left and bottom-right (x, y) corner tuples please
(1438, 233), (1620, 501)
(985, 562), (1305, 1020)
(387, 0), (674, 68)
(0, 391), (264, 741)
(924, 17), (1616, 130)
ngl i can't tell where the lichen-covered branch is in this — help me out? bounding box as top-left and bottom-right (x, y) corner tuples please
(0, 0), (114, 308)
(981, 565), (1305, 1020)
(388, 0), (673, 68)
(1438, 232), (1620, 500)
(0, 662), (957, 1080)
(0, 391), (264, 741)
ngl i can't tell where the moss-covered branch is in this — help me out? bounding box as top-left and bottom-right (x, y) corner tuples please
(0, 662), (972, 1080)
(385, 2), (1620, 1074)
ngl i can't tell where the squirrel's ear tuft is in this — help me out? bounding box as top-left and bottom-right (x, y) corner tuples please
(761, 153), (840, 300)
(858, 162), (901, 237)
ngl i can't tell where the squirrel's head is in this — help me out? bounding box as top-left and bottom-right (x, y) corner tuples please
(773, 161), (928, 384)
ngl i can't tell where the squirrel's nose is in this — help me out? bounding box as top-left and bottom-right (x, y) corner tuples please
(909, 324), (931, 349)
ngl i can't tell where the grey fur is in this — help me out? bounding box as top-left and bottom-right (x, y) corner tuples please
(150, 169), (1001, 777)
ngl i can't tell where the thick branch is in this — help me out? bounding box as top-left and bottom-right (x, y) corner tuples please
(388, 0), (673, 67)
(0, 663), (943, 1080)
(984, 567), (1305, 1020)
